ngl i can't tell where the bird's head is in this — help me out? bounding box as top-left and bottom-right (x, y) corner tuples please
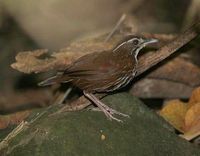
(113, 35), (158, 58)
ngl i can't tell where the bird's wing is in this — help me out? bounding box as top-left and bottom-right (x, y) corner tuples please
(64, 51), (119, 79)
(39, 51), (121, 87)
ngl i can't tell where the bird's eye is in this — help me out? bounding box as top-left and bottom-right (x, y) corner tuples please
(132, 39), (139, 45)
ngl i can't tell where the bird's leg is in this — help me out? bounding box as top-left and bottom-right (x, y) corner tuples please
(83, 91), (129, 122)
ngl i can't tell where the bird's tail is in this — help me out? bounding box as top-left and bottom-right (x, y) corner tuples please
(38, 69), (73, 87)
(38, 75), (60, 86)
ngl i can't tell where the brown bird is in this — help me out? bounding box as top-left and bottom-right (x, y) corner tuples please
(39, 35), (158, 122)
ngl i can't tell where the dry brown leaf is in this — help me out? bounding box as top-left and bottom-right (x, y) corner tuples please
(0, 90), (52, 114)
(0, 110), (30, 129)
(11, 49), (57, 74)
(131, 78), (194, 98)
(147, 57), (200, 87)
(188, 87), (200, 107)
(159, 100), (188, 132)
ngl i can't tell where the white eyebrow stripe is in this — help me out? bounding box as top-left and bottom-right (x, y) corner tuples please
(113, 41), (127, 52)
(113, 38), (138, 52)
(127, 38), (138, 43)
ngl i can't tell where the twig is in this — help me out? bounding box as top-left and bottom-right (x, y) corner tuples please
(104, 14), (126, 42)
(0, 121), (29, 151)
(136, 22), (200, 76)
(52, 87), (73, 105)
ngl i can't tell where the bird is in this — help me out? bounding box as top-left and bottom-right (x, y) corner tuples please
(39, 35), (158, 122)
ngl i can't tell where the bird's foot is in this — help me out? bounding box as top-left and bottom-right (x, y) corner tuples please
(84, 92), (129, 122)
(92, 106), (129, 122)
(99, 102), (130, 118)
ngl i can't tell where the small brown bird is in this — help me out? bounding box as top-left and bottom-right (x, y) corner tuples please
(39, 35), (157, 122)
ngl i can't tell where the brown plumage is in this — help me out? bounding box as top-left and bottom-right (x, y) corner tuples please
(39, 35), (158, 122)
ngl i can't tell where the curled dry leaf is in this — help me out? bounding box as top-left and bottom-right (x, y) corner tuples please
(11, 49), (55, 74)
(159, 100), (188, 132)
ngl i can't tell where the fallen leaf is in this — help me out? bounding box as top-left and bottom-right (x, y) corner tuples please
(11, 49), (57, 74)
(157, 86), (200, 141)
(159, 100), (188, 132)
(0, 90), (52, 114)
(130, 78), (194, 99)
(147, 57), (200, 87)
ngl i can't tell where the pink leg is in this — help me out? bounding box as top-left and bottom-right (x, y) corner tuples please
(83, 91), (129, 122)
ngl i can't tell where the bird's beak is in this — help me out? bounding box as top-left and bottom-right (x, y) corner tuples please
(143, 38), (158, 46)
